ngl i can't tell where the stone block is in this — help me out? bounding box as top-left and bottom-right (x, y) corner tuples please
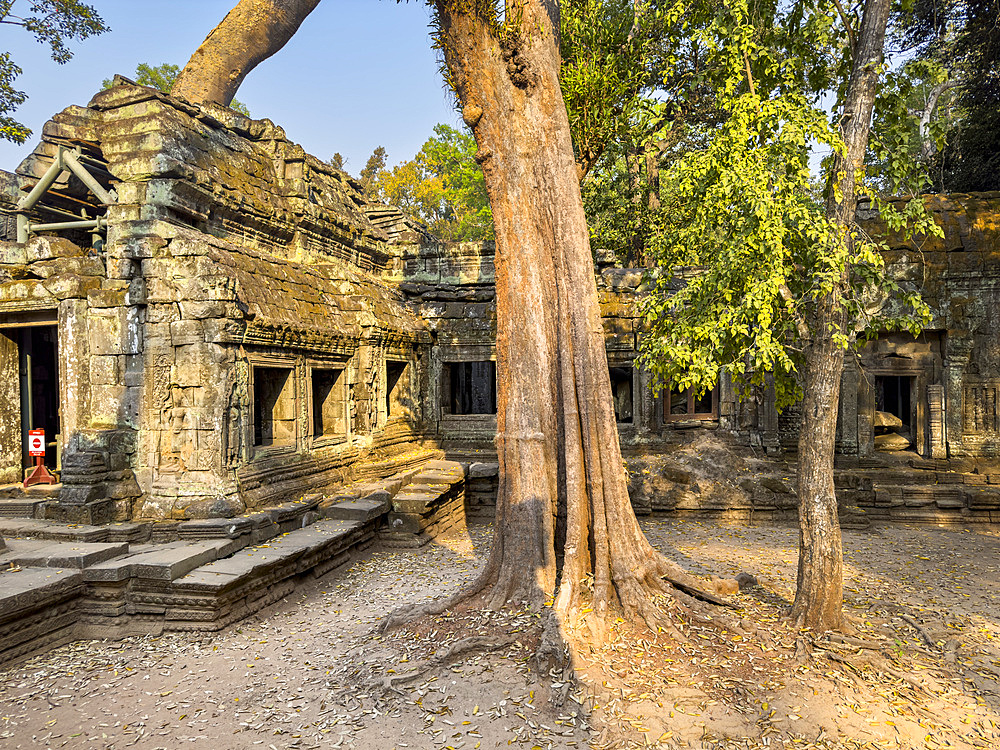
(26, 236), (84, 262)
(965, 488), (1000, 510)
(170, 319), (204, 346)
(177, 517), (253, 539)
(323, 498), (389, 523)
(33, 257), (106, 278)
(10, 542), (128, 569)
(468, 462), (499, 479)
(106, 478), (142, 500)
(0, 242), (27, 265)
(42, 274), (101, 300)
(90, 384), (127, 421)
(90, 355), (122, 385)
(179, 300), (234, 319)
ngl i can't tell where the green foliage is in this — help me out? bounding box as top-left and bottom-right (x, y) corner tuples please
(359, 146), (386, 194)
(367, 124), (493, 241)
(559, 0), (654, 177)
(887, 0), (1000, 192)
(637, 0), (941, 410)
(0, 0), (107, 143)
(102, 62), (251, 116)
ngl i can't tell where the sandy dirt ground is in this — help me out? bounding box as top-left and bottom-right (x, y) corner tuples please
(1, 517), (999, 750)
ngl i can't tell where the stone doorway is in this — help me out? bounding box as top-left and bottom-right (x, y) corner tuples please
(875, 374), (915, 451)
(0, 319), (61, 482)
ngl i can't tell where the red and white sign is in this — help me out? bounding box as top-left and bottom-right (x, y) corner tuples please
(28, 429), (45, 457)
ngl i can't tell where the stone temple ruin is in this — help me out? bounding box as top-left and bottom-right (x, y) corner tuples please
(0, 80), (998, 661)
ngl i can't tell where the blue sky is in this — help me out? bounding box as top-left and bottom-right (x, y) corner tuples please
(1, 0), (461, 175)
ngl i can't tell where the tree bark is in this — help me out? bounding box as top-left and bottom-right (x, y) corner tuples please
(791, 0), (891, 632)
(173, 0), (321, 107)
(432, 0), (709, 633)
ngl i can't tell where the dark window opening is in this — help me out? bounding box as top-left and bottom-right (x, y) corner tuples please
(386, 360), (408, 418)
(443, 361), (496, 415)
(665, 384), (718, 422)
(253, 366), (295, 447)
(876, 375), (912, 430)
(312, 368), (346, 438)
(610, 366), (634, 424)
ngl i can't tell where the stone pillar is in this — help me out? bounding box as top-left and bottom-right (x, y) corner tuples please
(759, 376), (781, 455)
(0, 330), (19, 484)
(928, 383), (947, 458)
(944, 336), (972, 458)
(837, 358), (860, 455)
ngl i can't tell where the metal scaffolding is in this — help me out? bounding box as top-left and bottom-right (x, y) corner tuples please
(15, 146), (117, 244)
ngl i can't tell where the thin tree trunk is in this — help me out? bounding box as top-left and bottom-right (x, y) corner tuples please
(173, 0), (321, 107)
(625, 144), (644, 266)
(791, 0), (891, 631)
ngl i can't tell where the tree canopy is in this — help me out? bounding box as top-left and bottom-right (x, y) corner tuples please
(1, 0), (107, 143)
(884, 0), (1000, 191)
(364, 125), (493, 242)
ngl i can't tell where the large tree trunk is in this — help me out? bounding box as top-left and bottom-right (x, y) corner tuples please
(432, 0), (710, 634)
(176, 0), (716, 638)
(173, 0), (321, 107)
(791, 0), (891, 631)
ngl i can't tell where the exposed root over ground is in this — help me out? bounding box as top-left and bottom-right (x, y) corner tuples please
(367, 519), (1000, 749)
(1, 519), (999, 749)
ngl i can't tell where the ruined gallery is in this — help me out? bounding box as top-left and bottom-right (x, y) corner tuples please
(0, 81), (997, 658)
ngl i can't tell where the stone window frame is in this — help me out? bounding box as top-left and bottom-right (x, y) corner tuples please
(663, 383), (719, 424)
(248, 354), (299, 458)
(306, 359), (350, 448)
(436, 347), (499, 426)
(607, 361), (637, 427)
(384, 356), (411, 425)
(441, 360), (498, 417)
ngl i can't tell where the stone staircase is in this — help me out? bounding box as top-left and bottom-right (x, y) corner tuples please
(828, 454), (1000, 525)
(0, 458), (471, 667)
(0, 484), (61, 520)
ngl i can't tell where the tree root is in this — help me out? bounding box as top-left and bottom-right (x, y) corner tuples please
(383, 634), (520, 687)
(377, 567), (495, 634)
(900, 614), (940, 651)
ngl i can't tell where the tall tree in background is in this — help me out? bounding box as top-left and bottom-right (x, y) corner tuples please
(640, 0), (942, 631)
(365, 125), (493, 241)
(1, 0), (107, 143)
(884, 0), (1000, 192)
(358, 145), (386, 195)
(560, 0), (721, 265)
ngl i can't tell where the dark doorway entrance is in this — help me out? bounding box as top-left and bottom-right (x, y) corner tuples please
(16, 326), (60, 472)
(876, 375), (913, 435)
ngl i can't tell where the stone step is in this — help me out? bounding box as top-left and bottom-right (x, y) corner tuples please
(7, 541), (129, 569)
(0, 505), (387, 665)
(0, 518), (113, 543)
(322, 497), (390, 523)
(82, 539), (240, 584)
(380, 459), (468, 547)
(0, 498), (47, 519)
(162, 519), (371, 629)
(0, 566), (84, 666)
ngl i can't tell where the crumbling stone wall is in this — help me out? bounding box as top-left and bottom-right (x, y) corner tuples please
(0, 82), (432, 522)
